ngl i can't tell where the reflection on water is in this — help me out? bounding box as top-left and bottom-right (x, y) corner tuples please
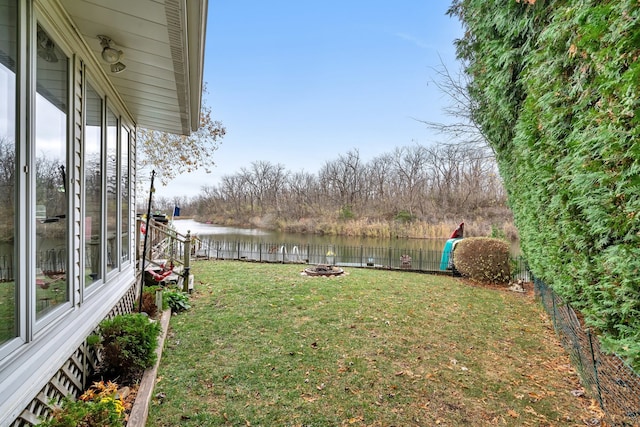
(173, 219), (270, 237)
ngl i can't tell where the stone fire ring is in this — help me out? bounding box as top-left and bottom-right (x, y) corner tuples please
(303, 264), (345, 276)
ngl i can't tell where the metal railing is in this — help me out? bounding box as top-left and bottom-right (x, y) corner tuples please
(535, 278), (640, 426)
(193, 238), (531, 280)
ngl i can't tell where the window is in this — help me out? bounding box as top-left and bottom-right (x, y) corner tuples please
(0, 0), (17, 345)
(120, 126), (129, 263)
(84, 84), (102, 286)
(35, 24), (69, 319)
(106, 109), (118, 272)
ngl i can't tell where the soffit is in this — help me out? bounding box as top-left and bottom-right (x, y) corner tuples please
(59, 0), (206, 135)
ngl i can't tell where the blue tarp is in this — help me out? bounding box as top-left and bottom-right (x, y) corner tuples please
(439, 238), (462, 270)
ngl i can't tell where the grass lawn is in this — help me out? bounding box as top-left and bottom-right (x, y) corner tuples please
(148, 261), (599, 426)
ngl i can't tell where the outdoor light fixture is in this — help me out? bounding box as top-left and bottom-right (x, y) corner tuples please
(97, 35), (126, 73)
(110, 62), (126, 73)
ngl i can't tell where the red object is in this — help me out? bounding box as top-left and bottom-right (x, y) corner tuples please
(449, 222), (464, 239)
(147, 266), (173, 282)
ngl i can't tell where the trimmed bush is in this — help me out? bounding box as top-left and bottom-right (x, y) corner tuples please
(453, 237), (511, 284)
(98, 313), (161, 381)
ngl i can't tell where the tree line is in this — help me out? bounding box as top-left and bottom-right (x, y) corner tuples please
(156, 142), (510, 232)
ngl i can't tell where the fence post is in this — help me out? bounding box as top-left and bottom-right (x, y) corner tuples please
(419, 249), (423, 271)
(237, 242), (240, 260)
(360, 245), (363, 267)
(259, 242), (262, 262)
(182, 231), (191, 293)
(155, 289), (163, 313)
(587, 329), (605, 411)
(551, 292), (557, 330)
(184, 231), (191, 270)
(388, 248), (392, 269)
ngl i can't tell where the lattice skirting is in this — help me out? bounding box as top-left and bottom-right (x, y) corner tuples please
(10, 282), (138, 427)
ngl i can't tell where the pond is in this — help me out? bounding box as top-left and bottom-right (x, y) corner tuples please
(170, 219), (528, 279)
(171, 219), (449, 253)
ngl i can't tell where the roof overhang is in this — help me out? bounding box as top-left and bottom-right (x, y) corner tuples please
(59, 0), (207, 135)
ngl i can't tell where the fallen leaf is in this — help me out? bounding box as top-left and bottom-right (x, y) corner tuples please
(302, 394), (317, 402)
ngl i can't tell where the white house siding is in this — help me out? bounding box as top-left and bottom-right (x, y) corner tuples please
(0, 1), (139, 425)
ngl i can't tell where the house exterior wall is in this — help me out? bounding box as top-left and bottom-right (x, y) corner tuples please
(0, 1), (139, 424)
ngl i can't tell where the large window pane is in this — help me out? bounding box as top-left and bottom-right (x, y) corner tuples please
(35, 24), (69, 318)
(120, 127), (129, 263)
(0, 0), (17, 345)
(106, 109), (118, 272)
(84, 85), (102, 286)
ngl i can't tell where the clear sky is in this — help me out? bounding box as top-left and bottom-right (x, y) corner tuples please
(159, 1), (463, 199)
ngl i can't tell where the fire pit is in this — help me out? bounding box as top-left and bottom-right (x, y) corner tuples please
(303, 264), (344, 277)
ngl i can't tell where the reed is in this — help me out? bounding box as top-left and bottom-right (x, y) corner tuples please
(274, 218), (518, 242)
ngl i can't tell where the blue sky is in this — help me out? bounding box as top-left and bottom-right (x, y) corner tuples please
(161, 1), (463, 199)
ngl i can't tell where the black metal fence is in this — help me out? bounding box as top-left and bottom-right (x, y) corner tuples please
(535, 278), (640, 426)
(195, 239), (532, 280)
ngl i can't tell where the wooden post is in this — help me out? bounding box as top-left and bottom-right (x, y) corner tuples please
(183, 231), (191, 293)
(155, 289), (163, 313)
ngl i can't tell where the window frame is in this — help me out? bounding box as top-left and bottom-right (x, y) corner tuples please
(30, 16), (75, 335)
(0, 0), (22, 359)
(81, 79), (106, 293)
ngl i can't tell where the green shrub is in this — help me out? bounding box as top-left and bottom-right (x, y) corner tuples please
(163, 289), (191, 313)
(453, 237), (511, 284)
(40, 381), (124, 427)
(449, 0), (640, 372)
(98, 313), (161, 381)
(339, 205), (355, 220)
(394, 210), (415, 223)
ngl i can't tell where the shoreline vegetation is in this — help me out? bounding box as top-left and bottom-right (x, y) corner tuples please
(154, 144), (518, 244)
(193, 212), (519, 243)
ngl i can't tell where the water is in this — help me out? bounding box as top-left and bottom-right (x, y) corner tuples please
(169, 219), (528, 279)
(171, 219), (448, 253)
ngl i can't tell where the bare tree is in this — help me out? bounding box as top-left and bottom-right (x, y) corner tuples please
(389, 145), (430, 217)
(417, 58), (493, 158)
(318, 149), (364, 212)
(136, 88), (226, 187)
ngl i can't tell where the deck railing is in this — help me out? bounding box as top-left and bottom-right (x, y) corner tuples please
(136, 218), (196, 291)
